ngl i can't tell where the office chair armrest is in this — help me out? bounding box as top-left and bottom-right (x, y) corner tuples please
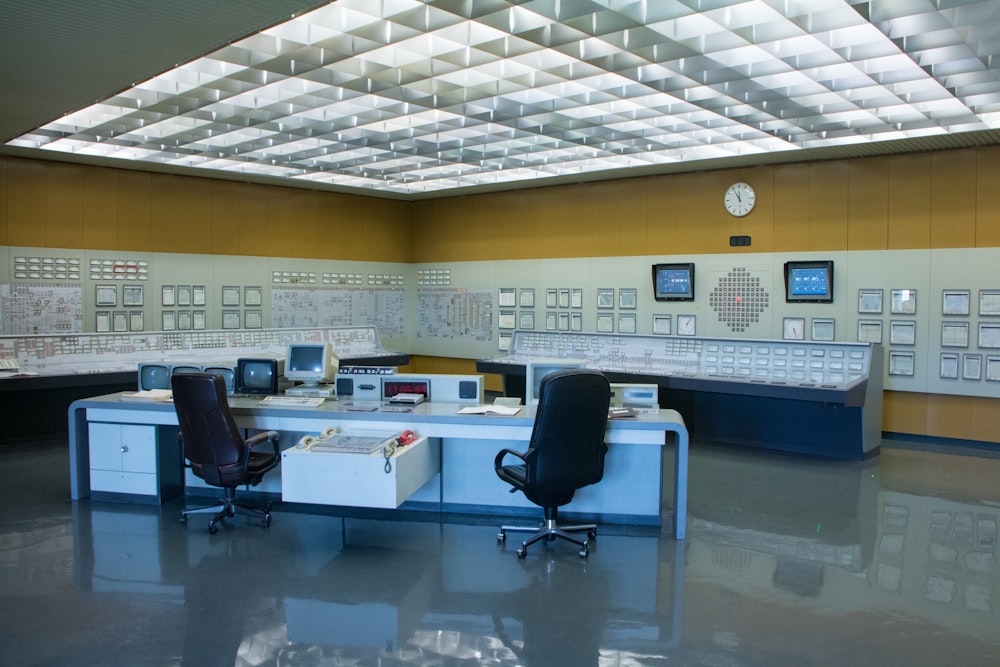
(245, 430), (280, 456)
(493, 447), (532, 470)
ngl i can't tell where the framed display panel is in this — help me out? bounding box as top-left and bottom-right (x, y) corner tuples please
(177, 310), (192, 330)
(192, 285), (206, 307)
(222, 310), (240, 329)
(112, 311), (128, 333)
(570, 313), (583, 332)
(942, 289), (970, 316)
(498, 332), (512, 351)
(498, 311), (516, 329)
(162, 311), (176, 331)
(519, 311), (535, 330)
(888, 350), (914, 376)
(596, 288), (615, 309)
(940, 353), (959, 379)
(889, 320), (916, 345)
(546, 289), (558, 309)
(244, 286), (262, 307)
(545, 312), (557, 331)
(571, 288), (583, 308)
(95, 311), (111, 333)
(941, 322), (969, 348)
(245, 310), (262, 329)
(652, 314), (672, 336)
(558, 289), (570, 309)
(498, 287), (516, 307)
(161, 285), (176, 307)
(783, 260), (834, 303)
(651, 262), (695, 302)
(890, 288), (917, 315)
(987, 356), (1000, 382)
(177, 285), (192, 307)
(618, 287), (638, 310)
(618, 312), (637, 334)
(519, 288), (534, 308)
(122, 285), (143, 307)
(857, 288), (883, 314)
(558, 312), (569, 331)
(978, 323), (1000, 348)
(811, 318), (835, 341)
(222, 286), (240, 307)
(192, 311), (206, 330)
(964, 354), (983, 380)
(979, 289), (1000, 316)
(596, 312), (614, 333)
(129, 311), (143, 332)
(95, 285), (117, 307)
(857, 320), (883, 344)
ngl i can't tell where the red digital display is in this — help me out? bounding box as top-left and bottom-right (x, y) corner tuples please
(383, 381), (429, 398)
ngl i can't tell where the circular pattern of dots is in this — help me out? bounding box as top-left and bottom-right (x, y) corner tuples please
(709, 267), (770, 332)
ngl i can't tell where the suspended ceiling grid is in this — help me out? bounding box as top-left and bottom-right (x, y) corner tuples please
(3, 0), (1000, 199)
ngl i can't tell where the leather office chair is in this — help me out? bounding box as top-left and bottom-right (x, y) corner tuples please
(495, 369), (611, 558)
(172, 372), (280, 533)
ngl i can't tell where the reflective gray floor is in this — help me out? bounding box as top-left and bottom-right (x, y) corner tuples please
(1, 438), (999, 666)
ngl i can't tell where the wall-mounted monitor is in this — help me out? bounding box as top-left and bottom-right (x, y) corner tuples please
(784, 260), (834, 303)
(138, 363), (172, 391)
(524, 358), (587, 405)
(285, 342), (339, 387)
(652, 262), (695, 301)
(235, 358), (285, 395)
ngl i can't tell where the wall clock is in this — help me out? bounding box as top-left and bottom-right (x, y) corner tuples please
(724, 182), (756, 217)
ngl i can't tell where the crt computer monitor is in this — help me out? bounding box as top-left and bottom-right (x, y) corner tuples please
(171, 364), (202, 375)
(235, 358), (285, 395)
(138, 363), (172, 391)
(203, 365), (236, 394)
(285, 342), (339, 387)
(524, 359), (587, 406)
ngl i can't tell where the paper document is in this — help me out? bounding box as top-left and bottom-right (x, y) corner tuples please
(457, 404), (521, 416)
(121, 389), (172, 402)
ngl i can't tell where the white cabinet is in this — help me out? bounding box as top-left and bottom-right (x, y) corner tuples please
(89, 423), (159, 496)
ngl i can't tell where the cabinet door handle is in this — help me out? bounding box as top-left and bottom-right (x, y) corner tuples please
(120, 445), (129, 453)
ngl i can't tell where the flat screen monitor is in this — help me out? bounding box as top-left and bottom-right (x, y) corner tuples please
(784, 260), (834, 303)
(285, 342), (339, 387)
(236, 358), (284, 395)
(652, 262), (695, 301)
(138, 363), (172, 391)
(203, 365), (236, 394)
(524, 359), (587, 406)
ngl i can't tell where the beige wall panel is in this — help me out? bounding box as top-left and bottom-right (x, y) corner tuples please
(645, 175), (678, 254)
(237, 183), (269, 257)
(930, 149), (976, 248)
(882, 390), (927, 435)
(969, 396), (1000, 442)
(808, 161), (848, 250)
(179, 177), (214, 254)
(975, 146), (1000, 247)
(0, 157), (8, 244)
(116, 170), (151, 251)
(847, 157), (888, 250)
(590, 179), (646, 257)
(44, 161), (84, 249)
(549, 184), (593, 258)
(771, 163), (811, 252)
(887, 153), (931, 249)
(7, 158), (47, 247)
(81, 167), (118, 250)
(264, 187), (297, 259)
(924, 393), (973, 440)
(209, 180), (243, 256)
(314, 192), (360, 259)
(149, 174), (185, 253)
(360, 196), (412, 262)
(736, 170), (773, 253)
(674, 172), (730, 254)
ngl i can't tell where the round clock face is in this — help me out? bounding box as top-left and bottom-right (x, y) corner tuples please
(724, 182), (755, 217)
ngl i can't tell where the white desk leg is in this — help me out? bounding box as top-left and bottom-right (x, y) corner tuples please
(672, 426), (688, 539)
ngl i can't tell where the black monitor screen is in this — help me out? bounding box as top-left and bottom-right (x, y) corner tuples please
(784, 261), (834, 303)
(288, 345), (324, 373)
(236, 358), (278, 394)
(652, 263), (695, 301)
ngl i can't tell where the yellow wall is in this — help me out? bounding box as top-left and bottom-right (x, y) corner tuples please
(0, 157), (415, 262)
(5, 148), (1000, 441)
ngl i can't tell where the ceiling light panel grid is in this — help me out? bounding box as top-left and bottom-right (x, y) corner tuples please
(8, 0), (1000, 194)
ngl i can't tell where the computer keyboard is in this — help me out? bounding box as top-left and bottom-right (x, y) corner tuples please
(260, 395), (325, 408)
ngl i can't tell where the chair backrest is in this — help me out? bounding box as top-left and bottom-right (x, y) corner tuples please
(526, 369), (611, 498)
(171, 372), (246, 487)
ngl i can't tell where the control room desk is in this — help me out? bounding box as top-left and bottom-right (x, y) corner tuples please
(68, 394), (688, 538)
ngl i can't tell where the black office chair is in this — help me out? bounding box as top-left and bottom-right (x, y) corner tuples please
(172, 373), (280, 533)
(495, 369), (611, 558)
